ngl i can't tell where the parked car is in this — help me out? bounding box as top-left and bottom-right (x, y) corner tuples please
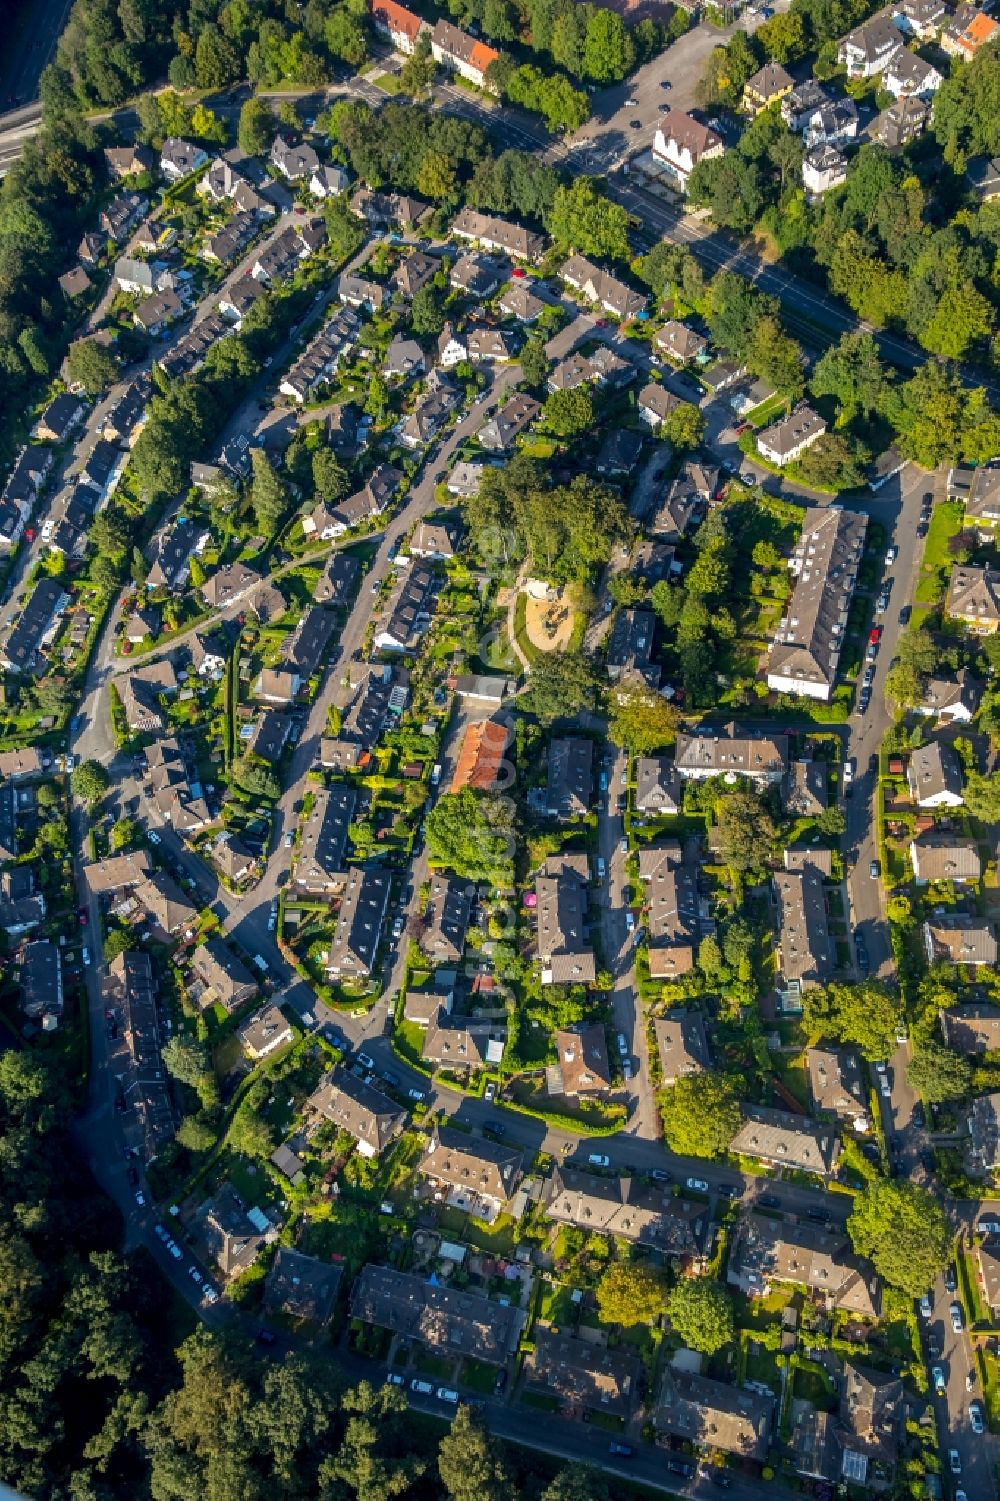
(951, 1302), (965, 1333)
(685, 1176), (709, 1192)
(608, 1442), (633, 1458)
(484, 1081), (495, 1103)
(436, 1387), (459, 1404)
(588, 1153), (611, 1168)
(948, 1449), (962, 1476)
(944, 1265), (957, 1293)
(920, 1293), (933, 1318)
(932, 1366), (946, 1393)
(410, 1379), (433, 1395)
(970, 1401), (984, 1434)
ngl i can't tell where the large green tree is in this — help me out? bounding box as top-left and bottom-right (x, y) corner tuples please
(518, 650), (600, 722)
(595, 1261), (665, 1327)
(667, 1277), (735, 1354)
(801, 979), (904, 1061)
(608, 685), (680, 755)
(659, 1072), (742, 1158)
(425, 789), (516, 883)
(71, 758), (110, 806)
(438, 1404), (513, 1501)
(847, 1180), (951, 1296)
(907, 1041), (972, 1103)
(548, 178), (633, 261)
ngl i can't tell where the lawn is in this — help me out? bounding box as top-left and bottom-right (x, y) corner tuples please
(538, 1280), (579, 1328)
(437, 1206), (518, 1256)
(461, 1358), (500, 1393)
(915, 500), (963, 605)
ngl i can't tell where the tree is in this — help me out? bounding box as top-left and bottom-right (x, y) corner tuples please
(416, 148), (457, 200)
(815, 805), (846, 837)
(544, 386), (594, 438)
(664, 401), (706, 449)
(520, 337), (550, 390)
(238, 97), (274, 156)
(716, 792), (776, 875)
(321, 1380), (425, 1499)
(687, 153), (764, 234)
(746, 315), (803, 401)
(250, 448), (287, 535)
(884, 661), (925, 713)
(907, 1041), (972, 1103)
(228, 1103), (275, 1160)
(608, 685), (680, 755)
(962, 769), (1000, 822)
(162, 1035), (211, 1090)
(541, 1468), (609, 1501)
(231, 757), (281, 800)
(595, 1261), (665, 1326)
(194, 24), (241, 88)
(411, 285), (445, 336)
(104, 928), (133, 963)
(801, 979), (904, 1061)
(425, 789), (516, 882)
(547, 179), (633, 262)
(312, 447), (349, 503)
(810, 333), (885, 421)
(438, 1405), (513, 1501)
(659, 1072), (742, 1158)
(518, 650), (600, 722)
(667, 1277), (735, 1354)
(921, 285), (994, 360)
(583, 10), (634, 82)
(848, 1180), (951, 1296)
(796, 433), (866, 492)
(109, 817), (139, 852)
(71, 758), (109, 806)
(66, 337), (119, 396)
(325, 9), (368, 68)
(897, 629), (939, 676)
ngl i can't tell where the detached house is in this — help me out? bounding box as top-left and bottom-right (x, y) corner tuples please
(870, 96), (927, 148)
(803, 145), (848, 199)
(560, 255), (647, 320)
(907, 740), (964, 807)
(774, 865), (833, 990)
(478, 393), (540, 451)
(654, 318), (708, 365)
(270, 134), (320, 181)
(942, 7), (999, 60)
(757, 404), (826, 467)
(554, 1022), (612, 1095)
(535, 852), (596, 987)
(946, 564), (1000, 633)
(924, 916), (997, 967)
(370, 0), (429, 52)
(652, 110), (724, 191)
(304, 1064), (406, 1157)
(884, 49), (942, 98)
(743, 61), (794, 114)
(430, 19), (501, 90)
(838, 16), (901, 76)
(731, 1105), (841, 1176)
(160, 137), (209, 182)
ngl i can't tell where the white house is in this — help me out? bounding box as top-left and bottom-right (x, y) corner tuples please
(370, 0), (429, 53)
(884, 49), (942, 99)
(437, 324), (468, 369)
(757, 405), (827, 467)
(837, 15), (901, 76)
(802, 145), (848, 199)
(652, 110), (724, 192)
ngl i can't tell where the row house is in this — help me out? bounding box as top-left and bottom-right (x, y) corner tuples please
(652, 109), (724, 191)
(766, 506), (867, 703)
(279, 307), (362, 403)
(450, 206), (547, 262)
(430, 18), (501, 90)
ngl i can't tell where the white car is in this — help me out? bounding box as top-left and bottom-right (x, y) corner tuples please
(949, 1449), (962, 1476)
(284, 832), (294, 848)
(135, 1190), (145, 1207)
(168, 1241), (182, 1261)
(617, 1032), (628, 1055)
(148, 830), (160, 845)
(623, 1059), (632, 1081)
(970, 1402), (984, 1434)
(436, 1387), (459, 1404)
(625, 911), (635, 932)
(188, 1266), (203, 1285)
(82, 946), (91, 966)
(686, 1177), (709, 1192)
(484, 1082), (495, 1103)
(588, 1152), (610, 1168)
(202, 1284), (219, 1305)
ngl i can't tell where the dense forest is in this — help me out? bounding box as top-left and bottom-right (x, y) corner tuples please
(0, 1050), (613, 1501)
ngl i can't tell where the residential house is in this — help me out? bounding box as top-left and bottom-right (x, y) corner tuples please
(885, 49), (942, 98)
(392, 250), (438, 299)
(189, 628), (228, 679)
(212, 831), (256, 883)
(782, 79), (831, 131)
(118, 659), (178, 733)
(188, 938), (257, 1014)
(102, 377), (151, 446)
(160, 137), (209, 181)
(314, 552), (360, 605)
(384, 335), (426, 379)
(916, 669), (981, 722)
(59, 266), (92, 299)
(555, 1022), (611, 1095)
(907, 740), (964, 807)
(199, 1184), (268, 1279)
(0, 883), (45, 940)
(803, 98), (859, 148)
(133, 289), (183, 337)
(304, 1064), (406, 1157)
(418, 1124), (522, 1220)
(370, 0), (429, 53)
(84, 850), (151, 895)
(807, 1047), (868, 1127)
(560, 254), (647, 319)
(420, 876), (474, 965)
(404, 982), (454, 1027)
(450, 252), (504, 297)
(270, 134), (320, 181)
(949, 463), (1000, 529)
(607, 607), (657, 684)
(652, 110), (725, 191)
(654, 1010), (711, 1084)
(941, 1004), (1000, 1053)
(969, 1091), (1000, 1170)
(422, 1015), (507, 1071)
(546, 736), (593, 820)
(373, 562), (437, 652)
(279, 308), (360, 402)
(282, 606), (335, 681)
(635, 755), (681, 816)
(437, 323), (467, 368)
(743, 61), (794, 113)
(338, 273), (386, 312)
(967, 155), (1000, 202)
(450, 206), (546, 262)
(892, 0), (947, 39)
(254, 667), (300, 704)
(910, 833), (981, 884)
(107, 949), (174, 1158)
(325, 868), (391, 978)
(870, 96), (928, 148)
(639, 845), (699, 980)
(467, 327), (516, 363)
(731, 1105), (842, 1175)
(728, 1213), (881, 1317)
(478, 393), (540, 451)
(295, 786), (356, 895)
(838, 15), (902, 75)
(349, 187), (430, 227)
(542, 1166), (709, 1258)
(941, 6), (999, 59)
(498, 280), (544, 320)
(19, 940), (63, 1027)
(135, 871), (197, 938)
(450, 715), (512, 793)
(758, 404), (826, 466)
(430, 18), (500, 87)
(350, 1264), (521, 1363)
(596, 428), (644, 477)
(409, 520), (457, 559)
(766, 506), (867, 702)
(674, 723), (788, 784)
(1, 578), (71, 675)
(105, 142), (155, 179)
(202, 211), (258, 266)
(786, 761), (829, 817)
(654, 1370), (774, 1460)
(947, 563), (1000, 632)
(200, 562), (263, 610)
(265, 1248), (341, 1324)
(78, 230), (106, 264)
(803, 144), (848, 198)
(526, 1329), (641, 1417)
(923, 915), (997, 966)
(535, 852), (596, 986)
(218, 276), (267, 326)
(653, 318), (709, 365)
(98, 191), (147, 242)
(234, 1002), (289, 1062)
(977, 1243), (1000, 1317)
(0, 748), (44, 781)
(32, 393), (86, 444)
(838, 1364), (905, 1485)
(638, 383), (680, 427)
(146, 523), (198, 592)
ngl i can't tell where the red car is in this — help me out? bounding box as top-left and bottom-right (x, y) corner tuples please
(512, 267), (526, 279)
(869, 626), (882, 645)
(25, 527), (34, 541)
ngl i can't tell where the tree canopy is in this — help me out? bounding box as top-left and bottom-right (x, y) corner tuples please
(802, 979), (905, 1061)
(667, 1277), (735, 1354)
(659, 1072), (742, 1158)
(425, 789), (516, 883)
(595, 1261), (665, 1326)
(847, 1180), (951, 1296)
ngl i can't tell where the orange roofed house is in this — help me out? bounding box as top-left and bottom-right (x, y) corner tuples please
(369, 0), (429, 53)
(431, 19), (501, 90)
(942, 7), (998, 59)
(451, 716), (512, 793)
